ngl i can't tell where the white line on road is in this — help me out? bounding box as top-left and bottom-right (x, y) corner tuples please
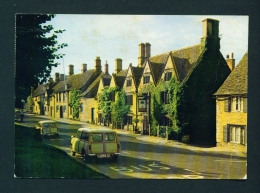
(139, 156), (149, 160)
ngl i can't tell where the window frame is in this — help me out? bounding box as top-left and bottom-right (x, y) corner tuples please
(143, 76), (150, 84)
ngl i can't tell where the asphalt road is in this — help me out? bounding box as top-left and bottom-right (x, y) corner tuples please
(18, 114), (247, 179)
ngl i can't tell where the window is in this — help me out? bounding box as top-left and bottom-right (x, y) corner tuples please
(92, 133), (103, 142)
(126, 79), (132, 87)
(80, 103), (84, 112)
(56, 105), (59, 112)
(143, 76), (150, 84)
(77, 131), (82, 138)
(232, 96), (242, 111)
(224, 96), (247, 113)
(164, 72), (172, 81)
(223, 125), (246, 145)
(81, 132), (89, 141)
(161, 91), (169, 104)
(105, 133), (115, 141)
(127, 116), (132, 125)
(125, 95), (133, 105)
(63, 92), (66, 102)
(109, 91), (115, 102)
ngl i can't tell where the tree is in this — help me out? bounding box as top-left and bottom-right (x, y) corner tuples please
(69, 89), (81, 119)
(15, 14), (67, 108)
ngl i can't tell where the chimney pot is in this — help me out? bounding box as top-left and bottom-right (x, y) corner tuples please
(104, 61), (109, 74)
(82, 63), (87, 73)
(226, 54), (229, 59)
(55, 72), (60, 82)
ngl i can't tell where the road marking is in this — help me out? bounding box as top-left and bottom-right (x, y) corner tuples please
(184, 169), (201, 175)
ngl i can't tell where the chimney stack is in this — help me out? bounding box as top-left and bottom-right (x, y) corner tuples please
(59, 74), (65, 81)
(104, 61), (109, 74)
(82, 63), (87, 73)
(55, 72), (60, 82)
(68, 65), (74, 76)
(145, 42), (151, 58)
(200, 18), (220, 51)
(226, 52), (235, 71)
(95, 57), (102, 72)
(138, 43), (145, 67)
(114, 58), (122, 74)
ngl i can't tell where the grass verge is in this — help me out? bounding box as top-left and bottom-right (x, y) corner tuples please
(15, 124), (109, 178)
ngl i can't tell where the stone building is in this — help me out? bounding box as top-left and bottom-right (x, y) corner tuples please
(214, 52), (247, 149)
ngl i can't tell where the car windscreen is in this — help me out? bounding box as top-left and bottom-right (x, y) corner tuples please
(49, 123), (56, 127)
(105, 133), (116, 141)
(92, 133), (103, 142)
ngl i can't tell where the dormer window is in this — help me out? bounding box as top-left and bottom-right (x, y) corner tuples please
(164, 72), (172, 81)
(143, 76), (150, 84)
(126, 79), (132, 87)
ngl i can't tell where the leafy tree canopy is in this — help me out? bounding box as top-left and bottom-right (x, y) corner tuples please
(15, 14), (67, 107)
(69, 89), (81, 119)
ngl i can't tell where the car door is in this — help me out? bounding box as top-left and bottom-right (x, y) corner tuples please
(79, 132), (89, 153)
(91, 133), (104, 154)
(104, 132), (117, 153)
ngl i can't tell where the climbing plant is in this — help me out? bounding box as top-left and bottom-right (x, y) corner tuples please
(139, 78), (184, 139)
(111, 89), (130, 126)
(68, 89), (81, 119)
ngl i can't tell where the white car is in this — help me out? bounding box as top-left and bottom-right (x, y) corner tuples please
(36, 120), (59, 137)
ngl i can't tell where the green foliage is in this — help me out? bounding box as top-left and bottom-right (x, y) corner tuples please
(111, 90), (130, 123)
(69, 89), (81, 118)
(15, 14), (68, 108)
(139, 78), (184, 139)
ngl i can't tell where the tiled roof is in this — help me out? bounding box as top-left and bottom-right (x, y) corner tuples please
(215, 52), (248, 95)
(80, 73), (103, 98)
(52, 69), (96, 94)
(131, 66), (144, 87)
(171, 44), (201, 81)
(147, 52), (169, 84)
(32, 83), (47, 97)
(113, 69), (128, 88)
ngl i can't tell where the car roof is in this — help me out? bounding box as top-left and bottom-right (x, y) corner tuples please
(78, 127), (116, 133)
(38, 120), (56, 124)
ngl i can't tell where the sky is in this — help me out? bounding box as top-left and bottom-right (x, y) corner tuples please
(45, 15), (248, 77)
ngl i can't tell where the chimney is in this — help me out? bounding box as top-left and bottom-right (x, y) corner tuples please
(104, 61), (109, 74)
(145, 42), (151, 58)
(138, 43), (145, 67)
(82, 63), (87, 73)
(226, 52), (235, 71)
(95, 57), (102, 72)
(55, 72), (60, 82)
(114, 58), (122, 74)
(68, 65), (74, 76)
(200, 18), (220, 51)
(59, 74), (65, 81)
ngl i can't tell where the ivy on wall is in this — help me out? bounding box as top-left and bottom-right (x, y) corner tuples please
(98, 86), (129, 127)
(69, 89), (81, 119)
(139, 78), (184, 139)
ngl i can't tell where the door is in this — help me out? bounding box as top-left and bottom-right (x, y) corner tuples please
(60, 106), (63, 118)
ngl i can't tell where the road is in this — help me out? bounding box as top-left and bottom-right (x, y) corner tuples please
(19, 114), (247, 179)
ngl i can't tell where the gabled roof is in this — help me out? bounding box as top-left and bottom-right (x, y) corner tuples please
(112, 69), (128, 88)
(131, 66), (144, 87)
(102, 74), (112, 87)
(32, 83), (47, 97)
(145, 52), (169, 84)
(80, 73), (104, 98)
(170, 44), (201, 82)
(52, 69), (96, 94)
(215, 52), (248, 95)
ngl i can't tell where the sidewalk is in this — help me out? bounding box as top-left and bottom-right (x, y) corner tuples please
(29, 114), (247, 158)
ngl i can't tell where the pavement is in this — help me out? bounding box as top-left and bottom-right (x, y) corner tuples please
(23, 114), (247, 158)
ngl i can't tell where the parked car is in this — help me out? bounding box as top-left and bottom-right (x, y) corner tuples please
(71, 128), (121, 162)
(36, 120), (59, 137)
